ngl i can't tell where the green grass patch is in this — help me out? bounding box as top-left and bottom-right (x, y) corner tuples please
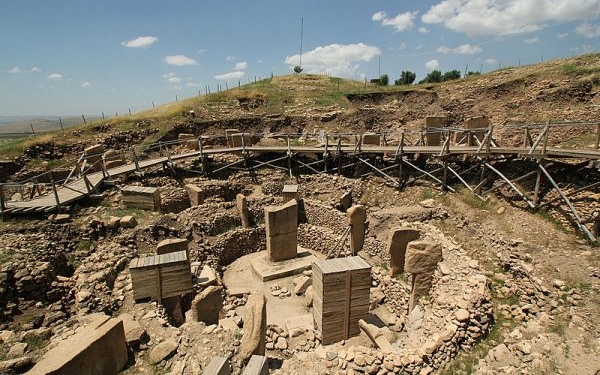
(109, 207), (147, 219)
(0, 247), (14, 263)
(420, 188), (436, 201)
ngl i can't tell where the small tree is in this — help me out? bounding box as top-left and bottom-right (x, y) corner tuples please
(466, 71), (481, 77)
(378, 74), (389, 86)
(442, 69), (461, 81)
(293, 65), (303, 74)
(395, 70), (416, 85)
(419, 70), (442, 84)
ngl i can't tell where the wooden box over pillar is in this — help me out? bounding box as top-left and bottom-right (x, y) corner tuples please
(312, 256), (371, 344)
(121, 185), (161, 211)
(282, 184), (299, 204)
(129, 250), (193, 301)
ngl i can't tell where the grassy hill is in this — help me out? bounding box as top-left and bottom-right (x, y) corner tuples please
(1, 53), (599, 161)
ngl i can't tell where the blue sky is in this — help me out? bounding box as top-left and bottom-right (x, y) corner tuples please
(1, 0), (599, 116)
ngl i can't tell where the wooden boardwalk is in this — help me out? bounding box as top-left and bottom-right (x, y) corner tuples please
(2, 142), (599, 214)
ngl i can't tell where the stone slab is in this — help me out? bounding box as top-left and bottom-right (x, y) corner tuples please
(251, 249), (317, 282)
(25, 315), (127, 375)
(242, 355), (269, 375)
(203, 356), (231, 375)
(285, 314), (314, 337)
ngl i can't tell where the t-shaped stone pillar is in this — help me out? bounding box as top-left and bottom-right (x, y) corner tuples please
(236, 194), (250, 229)
(347, 205), (367, 255)
(387, 227), (420, 276)
(265, 200), (298, 261)
(405, 241), (443, 312)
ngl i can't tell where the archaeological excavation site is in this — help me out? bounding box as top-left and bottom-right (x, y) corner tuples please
(1, 55), (600, 375)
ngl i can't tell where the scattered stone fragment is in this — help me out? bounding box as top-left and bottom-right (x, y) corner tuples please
(148, 339), (179, 365)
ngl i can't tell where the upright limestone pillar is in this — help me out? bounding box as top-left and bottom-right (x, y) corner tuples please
(387, 227), (420, 275)
(265, 200), (298, 261)
(405, 241), (443, 312)
(347, 205), (367, 255)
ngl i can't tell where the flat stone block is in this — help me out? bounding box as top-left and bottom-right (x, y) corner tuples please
(251, 249), (316, 282)
(25, 315), (127, 375)
(203, 356), (231, 375)
(185, 184), (204, 206)
(242, 355), (269, 375)
(285, 314), (314, 337)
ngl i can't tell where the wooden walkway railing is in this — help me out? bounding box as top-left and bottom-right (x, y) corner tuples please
(1, 122), (599, 240)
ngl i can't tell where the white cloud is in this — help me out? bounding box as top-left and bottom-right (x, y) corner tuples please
(47, 73), (63, 81)
(438, 44), (481, 54)
(30, 67), (41, 73)
(486, 58), (498, 64)
(576, 22), (600, 38)
(422, 0), (599, 37)
(284, 43), (381, 78)
(418, 27), (430, 33)
(233, 61), (248, 71)
(164, 55), (197, 66)
(425, 59), (440, 70)
(557, 32), (569, 39)
(215, 71), (245, 80)
(455, 44), (482, 54)
(8, 67), (21, 74)
(81, 82), (92, 88)
(399, 42), (408, 50)
(121, 36), (158, 49)
(186, 82), (201, 87)
(416, 44), (423, 50)
(524, 37), (539, 44)
(226, 55), (236, 61)
(162, 72), (182, 83)
(372, 11), (386, 21)
(372, 11), (417, 32)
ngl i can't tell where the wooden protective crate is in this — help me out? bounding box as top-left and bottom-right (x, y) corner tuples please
(312, 256), (371, 344)
(129, 250), (193, 301)
(282, 185), (299, 204)
(121, 185), (161, 211)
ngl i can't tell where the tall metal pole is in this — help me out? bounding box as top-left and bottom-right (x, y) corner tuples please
(299, 18), (303, 69)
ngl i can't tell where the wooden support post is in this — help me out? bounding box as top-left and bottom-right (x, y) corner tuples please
(595, 124), (600, 150)
(323, 134), (329, 172)
(51, 179), (61, 208)
(443, 161), (448, 190)
(166, 143), (173, 165)
(132, 149), (140, 173)
(242, 133), (251, 172)
(539, 164), (596, 242)
(397, 131), (405, 187)
(542, 121), (549, 155)
(486, 125), (493, 154)
(286, 134), (292, 177)
(337, 136), (342, 175)
(0, 184), (5, 213)
(82, 169), (91, 194)
(533, 164), (542, 207)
